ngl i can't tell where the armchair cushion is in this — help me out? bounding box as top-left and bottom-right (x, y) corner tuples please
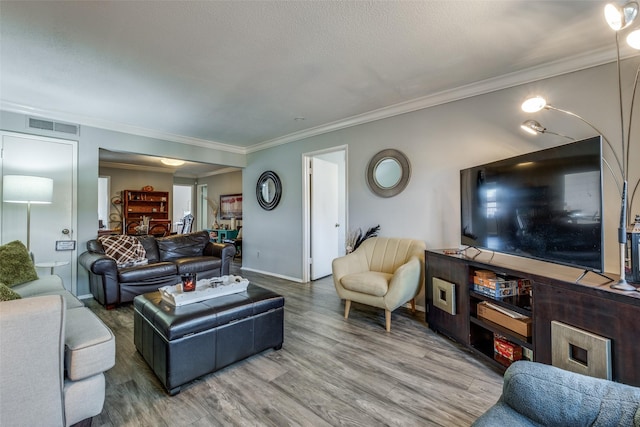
(341, 271), (391, 296)
(0, 240), (38, 286)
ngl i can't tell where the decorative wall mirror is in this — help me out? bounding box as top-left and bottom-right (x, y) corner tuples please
(366, 149), (411, 198)
(256, 170), (282, 210)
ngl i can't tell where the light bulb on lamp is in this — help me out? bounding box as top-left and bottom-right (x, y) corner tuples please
(627, 29), (640, 49)
(521, 96), (547, 113)
(605, 2), (639, 30)
(604, 2), (640, 50)
(520, 119), (576, 141)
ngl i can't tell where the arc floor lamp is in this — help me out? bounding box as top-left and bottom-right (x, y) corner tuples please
(519, 1), (640, 291)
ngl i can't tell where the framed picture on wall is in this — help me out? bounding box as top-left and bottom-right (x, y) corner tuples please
(220, 193), (243, 219)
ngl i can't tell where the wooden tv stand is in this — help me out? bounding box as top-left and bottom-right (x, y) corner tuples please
(425, 249), (640, 386)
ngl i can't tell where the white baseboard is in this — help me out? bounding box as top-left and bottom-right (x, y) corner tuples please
(78, 293), (94, 301)
(240, 266), (303, 283)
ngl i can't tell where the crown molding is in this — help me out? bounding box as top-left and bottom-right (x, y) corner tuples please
(99, 161), (176, 174)
(4, 47), (637, 156)
(193, 166), (241, 178)
(247, 47), (628, 153)
(0, 100), (247, 154)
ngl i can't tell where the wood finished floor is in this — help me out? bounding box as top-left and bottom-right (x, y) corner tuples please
(86, 262), (503, 426)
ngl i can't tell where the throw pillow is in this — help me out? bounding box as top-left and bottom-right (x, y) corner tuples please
(0, 282), (21, 301)
(98, 235), (147, 268)
(0, 240), (38, 287)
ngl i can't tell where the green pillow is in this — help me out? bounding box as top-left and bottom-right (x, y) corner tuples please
(0, 282), (21, 301)
(0, 240), (38, 287)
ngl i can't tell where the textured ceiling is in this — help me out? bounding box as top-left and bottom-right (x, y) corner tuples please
(0, 1), (629, 152)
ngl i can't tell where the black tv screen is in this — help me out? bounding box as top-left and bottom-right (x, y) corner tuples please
(460, 136), (603, 271)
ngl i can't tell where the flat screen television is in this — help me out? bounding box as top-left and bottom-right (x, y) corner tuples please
(460, 136), (603, 272)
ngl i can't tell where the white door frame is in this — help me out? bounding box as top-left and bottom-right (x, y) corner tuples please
(196, 183), (208, 231)
(1, 131), (78, 294)
(302, 145), (348, 283)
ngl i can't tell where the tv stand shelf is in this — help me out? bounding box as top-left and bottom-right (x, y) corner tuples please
(469, 316), (532, 349)
(469, 291), (532, 316)
(426, 249), (640, 386)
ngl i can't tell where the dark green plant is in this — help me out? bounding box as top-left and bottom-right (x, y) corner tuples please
(347, 225), (380, 253)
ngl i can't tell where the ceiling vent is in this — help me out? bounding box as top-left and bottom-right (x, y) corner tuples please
(28, 117), (79, 136)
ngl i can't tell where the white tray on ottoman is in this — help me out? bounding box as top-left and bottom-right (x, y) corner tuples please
(159, 275), (249, 306)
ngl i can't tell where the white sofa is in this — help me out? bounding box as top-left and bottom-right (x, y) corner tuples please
(0, 275), (115, 427)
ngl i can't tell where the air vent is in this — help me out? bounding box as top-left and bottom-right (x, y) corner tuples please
(28, 117), (79, 136)
(28, 118), (54, 131)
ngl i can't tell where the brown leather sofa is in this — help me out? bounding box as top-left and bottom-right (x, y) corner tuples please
(79, 231), (235, 309)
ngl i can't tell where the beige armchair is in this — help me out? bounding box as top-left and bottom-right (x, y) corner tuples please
(332, 237), (426, 331)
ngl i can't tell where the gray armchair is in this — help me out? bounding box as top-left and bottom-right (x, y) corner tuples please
(332, 237), (426, 331)
(473, 361), (640, 426)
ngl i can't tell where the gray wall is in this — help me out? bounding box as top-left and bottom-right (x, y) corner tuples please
(2, 57), (639, 296)
(242, 58), (640, 282)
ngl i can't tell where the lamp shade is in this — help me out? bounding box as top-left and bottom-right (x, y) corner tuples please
(520, 120), (545, 135)
(3, 175), (53, 204)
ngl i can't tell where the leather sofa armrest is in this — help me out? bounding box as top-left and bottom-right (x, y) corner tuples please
(204, 242), (236, 275)
(79, 251), (117, 275)
(0, 295), (66, 426)
(78, 251), (120, 307)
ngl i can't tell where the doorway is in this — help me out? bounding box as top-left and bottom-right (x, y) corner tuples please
(172, 184), (193, 233)
(302, 146), (347, 282)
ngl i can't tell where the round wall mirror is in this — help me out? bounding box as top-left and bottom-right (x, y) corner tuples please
(366, 149), (411, 198)
(256, 170), (282, 210)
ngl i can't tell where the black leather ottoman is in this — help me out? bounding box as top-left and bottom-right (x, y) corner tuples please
(133, 283), (284, 395)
